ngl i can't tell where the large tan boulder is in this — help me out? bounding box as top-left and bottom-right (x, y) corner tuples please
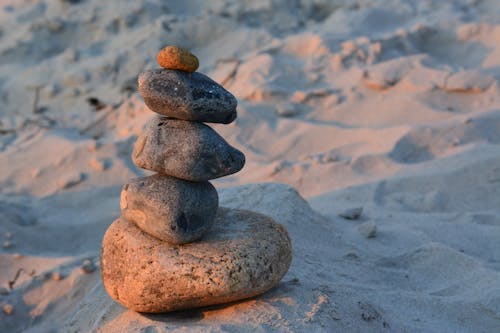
(101, 208), (292, 313)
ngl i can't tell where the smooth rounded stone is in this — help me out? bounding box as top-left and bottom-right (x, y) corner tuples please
(132, 117), (245, 181)
(121, 174), (218, 244)
(138, 69), (237, 124)
(101, 208), (292, 313)
(156, 45), (199, 73)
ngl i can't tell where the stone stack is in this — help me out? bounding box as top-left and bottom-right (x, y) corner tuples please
(100, 46), (292, 313)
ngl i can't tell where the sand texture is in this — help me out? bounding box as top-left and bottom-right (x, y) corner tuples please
(1, 0), (500, 332)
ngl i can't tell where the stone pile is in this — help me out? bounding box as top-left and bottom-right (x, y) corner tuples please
(100, 46), (292, 313)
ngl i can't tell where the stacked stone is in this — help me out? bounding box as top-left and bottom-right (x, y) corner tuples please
(101, 46), (292, 313)
(121, 46), (245, 245)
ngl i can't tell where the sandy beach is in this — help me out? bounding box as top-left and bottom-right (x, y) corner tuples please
(1, 0), (500, 332)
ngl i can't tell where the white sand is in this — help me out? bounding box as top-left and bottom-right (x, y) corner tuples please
(1, 0), (500, 332)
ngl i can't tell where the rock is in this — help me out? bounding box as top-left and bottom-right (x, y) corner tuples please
(87, 140), (101, 152)
(31, 167), (42, 178)
(52, 271), (64, 281)
(339, 207), (363, 220)
(81, 259), (96, 274)
(132, 117), (245, 181)
(138, 69), (237, 124)
(89, 157), (107, 171)
(2, 240), (13, 249)
(156, 46), (199, 73)
(2, 304), (13, 315)
(358, 221), (377, 238)
(120, 174), (218, 244)
(101, 208), (292, 313)
(276, 102), (300, 117)
(291, 91), (307, 104)
(58, 172), (84, 189)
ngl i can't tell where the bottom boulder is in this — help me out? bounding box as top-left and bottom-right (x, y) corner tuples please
(101, 208), (292, 313)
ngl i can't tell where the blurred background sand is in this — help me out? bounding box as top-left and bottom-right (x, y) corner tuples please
(0, 1), (499, 332)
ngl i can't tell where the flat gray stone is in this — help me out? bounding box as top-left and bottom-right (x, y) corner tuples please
(138, 69), (237, 124)
(101, 208), (292, 313)
(132, 117), (245, 181)
(121, 174), (218, 244)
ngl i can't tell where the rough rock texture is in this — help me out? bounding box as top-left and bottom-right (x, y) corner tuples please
(132, 117), (245, 181)
(101, 208), (292, 313)
(121, 174), (218, 244)
(156, 46), (199, 72)
(138, 69), (237, 124)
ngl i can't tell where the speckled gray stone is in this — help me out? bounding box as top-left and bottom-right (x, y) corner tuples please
(138, 69), (237, 124)
(101, 208), (292, 313)
(132, 116), (245, 181)
(120, 174), (218, 244)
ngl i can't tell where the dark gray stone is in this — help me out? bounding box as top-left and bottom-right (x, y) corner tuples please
(138, 69), (237, 124)
(132, 117), (245, 181)
(120, 174), (218, 244)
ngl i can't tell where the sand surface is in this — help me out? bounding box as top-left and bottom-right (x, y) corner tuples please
(1, 0), (500, 332)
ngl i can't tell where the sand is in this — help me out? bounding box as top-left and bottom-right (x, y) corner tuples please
(0, 0), (499, 332)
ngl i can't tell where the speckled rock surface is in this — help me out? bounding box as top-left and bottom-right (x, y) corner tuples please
(156, 45), (199, 72)
(101, 208), (292, 313)
(138, 69), (237, 123)
(132, 116), (245, 181)
(120, 174), (218, 244)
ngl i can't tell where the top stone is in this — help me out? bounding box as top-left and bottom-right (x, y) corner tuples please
(138, 69), (237, 124)
(157, 46), (199, 72)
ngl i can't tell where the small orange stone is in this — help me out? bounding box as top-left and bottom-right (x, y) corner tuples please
(156, 46), (199, 72)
